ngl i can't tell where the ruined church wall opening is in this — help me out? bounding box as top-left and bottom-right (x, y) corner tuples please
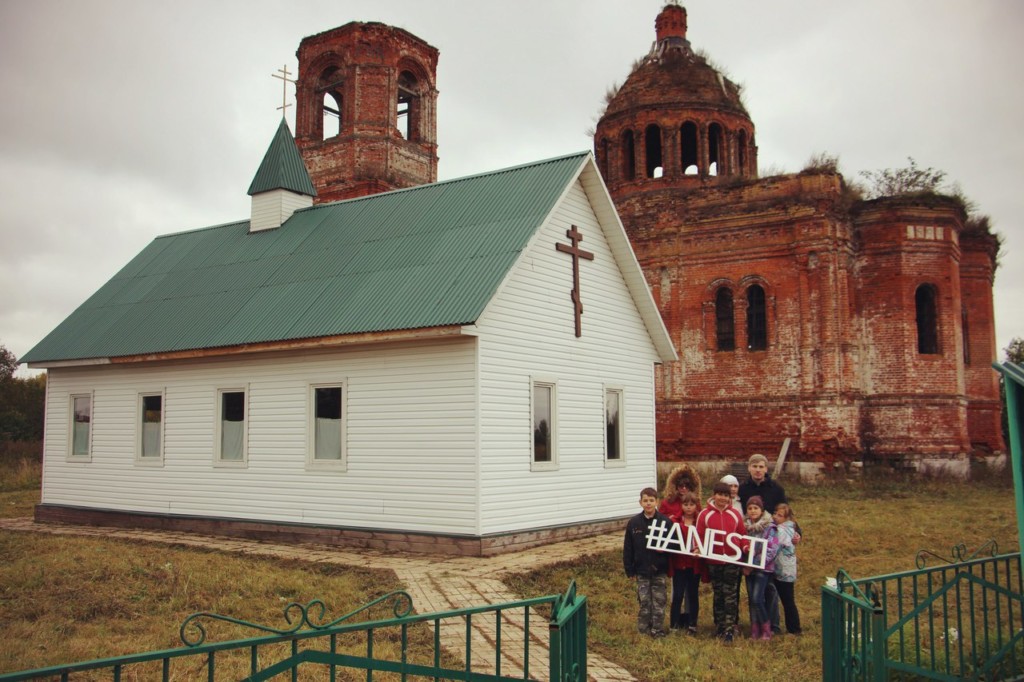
(715, 287), (736, 351)
(747, 284), (767, 351)
(916, 283), (940, 354)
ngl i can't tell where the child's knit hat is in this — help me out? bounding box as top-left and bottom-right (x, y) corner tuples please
(720, 474), (739, 486)
(746, 495), (764, 510)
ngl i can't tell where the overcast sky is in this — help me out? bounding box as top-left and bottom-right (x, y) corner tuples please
(2, 0), (1021, 376)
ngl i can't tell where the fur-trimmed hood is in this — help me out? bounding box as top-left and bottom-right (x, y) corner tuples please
(662, 463), (702, 503)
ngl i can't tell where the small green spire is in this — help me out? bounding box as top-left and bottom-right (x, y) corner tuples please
(247, 118), (317, 197)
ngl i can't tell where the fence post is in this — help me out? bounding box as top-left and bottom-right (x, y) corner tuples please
(869, 583), (886, 682)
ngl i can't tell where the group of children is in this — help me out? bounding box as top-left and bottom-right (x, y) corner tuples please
(622, 457), (802, 643)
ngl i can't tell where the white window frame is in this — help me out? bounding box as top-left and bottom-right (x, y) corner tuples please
(307, 382), (347, 471)
(530, 378), (558, 471)
(214, 387), (248, 467)
(67, 392), (93, 461)
(604, 386), (626, 468)
(136, 391), (165, 466)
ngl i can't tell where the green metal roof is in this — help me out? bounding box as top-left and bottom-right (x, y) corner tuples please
(23, 152), (589, 363)
(246, 118), (316, 197)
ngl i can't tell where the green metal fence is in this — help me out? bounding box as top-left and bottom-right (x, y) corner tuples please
(822, 544), (1024, 681)
(0, 581), (587, 681)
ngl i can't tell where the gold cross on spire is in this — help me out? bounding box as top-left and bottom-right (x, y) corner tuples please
(272, 65), (296, 114)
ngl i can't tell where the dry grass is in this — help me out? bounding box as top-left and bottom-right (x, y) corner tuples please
(1, 447), (1019, 681)
(508, 476), (1020, 682)
(0, 439), (42, 494)
(0, 532), (411, 677)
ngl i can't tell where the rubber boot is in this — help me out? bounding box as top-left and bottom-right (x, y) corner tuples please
(760, 622), (773, 641)
(750, 623), (759, 640)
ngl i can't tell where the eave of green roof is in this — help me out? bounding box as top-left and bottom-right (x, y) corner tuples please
(22, 152), (590, 363)
(246, 118), (317, 197)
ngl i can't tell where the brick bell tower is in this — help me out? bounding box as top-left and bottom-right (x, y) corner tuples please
(294, 22), (439, 203)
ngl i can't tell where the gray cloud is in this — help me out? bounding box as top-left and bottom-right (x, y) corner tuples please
(2, 0), (1021, 371)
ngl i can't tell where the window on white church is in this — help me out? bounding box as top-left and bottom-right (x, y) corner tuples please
(69, 394), (92, 460)
(532, 380), (557, 470)
(217, 389), (247, 464)
(605, 388), (625, 466)
(138, 392), (164, 463)
(309, 384), (345, 468)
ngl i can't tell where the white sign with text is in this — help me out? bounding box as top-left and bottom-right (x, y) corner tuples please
(645, 519), (768, 570)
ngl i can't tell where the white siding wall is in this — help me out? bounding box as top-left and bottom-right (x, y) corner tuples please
(250, 190), (313, 232)
(476, 180), (661, 534)
(41, 339), (480, 534)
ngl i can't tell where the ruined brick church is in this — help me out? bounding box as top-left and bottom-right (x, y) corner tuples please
(290, 6), (1004, 471)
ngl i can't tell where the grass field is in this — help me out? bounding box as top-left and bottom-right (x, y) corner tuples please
(0, 441), (1019, 681)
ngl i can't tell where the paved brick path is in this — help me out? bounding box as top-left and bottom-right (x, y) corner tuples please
(0, 518), (635, 682)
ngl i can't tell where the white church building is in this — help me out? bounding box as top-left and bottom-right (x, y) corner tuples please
(22, 119), (676, 555)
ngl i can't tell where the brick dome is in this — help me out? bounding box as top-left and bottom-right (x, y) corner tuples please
(604, 15), (749, 120)
(594, 5), (758, 192)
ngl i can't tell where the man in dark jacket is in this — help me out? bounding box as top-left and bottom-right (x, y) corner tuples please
(738, 453), (787, 513)
(623, 487), (671, 637)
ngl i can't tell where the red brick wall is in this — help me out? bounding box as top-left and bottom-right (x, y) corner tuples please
(592, 5), (1003, 466)
(960, 231), (1005, 452)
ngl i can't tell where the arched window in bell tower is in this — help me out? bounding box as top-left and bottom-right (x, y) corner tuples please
(645, 124), (663, 178)
(916, 284), (939, 354)
(708, 122), (724, 176)
(323, 92), (341, 138)
(681, 121), (698, 175)
(622, 129), (636, 180)
(396, 70), (420, 141)
(319, 66), (343, 141)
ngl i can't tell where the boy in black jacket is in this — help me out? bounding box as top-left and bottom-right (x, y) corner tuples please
(623, 487), (671, 637)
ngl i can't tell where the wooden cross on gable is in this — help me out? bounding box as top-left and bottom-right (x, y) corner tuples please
(555, 225), (595, 337)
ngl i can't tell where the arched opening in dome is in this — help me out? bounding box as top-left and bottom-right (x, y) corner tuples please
(622, 129), (636, 180)
(708, 123), (724, 176)
(681, 122), (698, 175)
(598, 137), (610, 179)
(737, 129), (748, 175)
(645, 124), (663, 178)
